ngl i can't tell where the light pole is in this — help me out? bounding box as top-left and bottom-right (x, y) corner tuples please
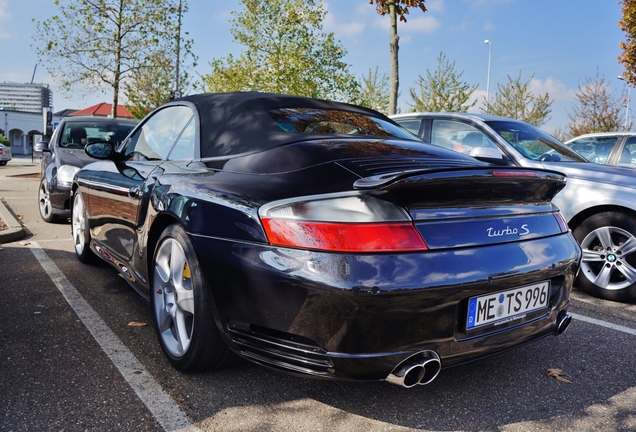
(618, 76), (631, 130)
(484, 40), (492, 112)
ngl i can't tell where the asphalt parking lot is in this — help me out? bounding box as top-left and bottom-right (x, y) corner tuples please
(1, 155), (635, 432)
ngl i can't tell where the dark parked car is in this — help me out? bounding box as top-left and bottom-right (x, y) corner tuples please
(392, 112), (636, 302)
(71, 93), (579, 387)
(35, 116), (137, 222)
(564, 132), (636, 168)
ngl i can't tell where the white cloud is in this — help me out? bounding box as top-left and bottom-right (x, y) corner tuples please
(529, 76), (576, 103)
(374, 15), (441, 33)
(323, 2), (366, 37)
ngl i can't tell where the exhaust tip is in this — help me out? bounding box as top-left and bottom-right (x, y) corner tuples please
(386, 351), (441, 388)
(555, 312), (572, 335)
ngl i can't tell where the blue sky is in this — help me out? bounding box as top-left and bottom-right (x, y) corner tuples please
(0, 0), (626, 133)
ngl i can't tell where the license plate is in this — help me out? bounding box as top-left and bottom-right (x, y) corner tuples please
(466, 281), (550, 330)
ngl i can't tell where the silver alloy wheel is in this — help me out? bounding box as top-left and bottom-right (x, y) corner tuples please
(579, 225), (636, 291)
(38, 179), (54, 220)
(71, 191), (88, 256)
(152, 238), (195, 358)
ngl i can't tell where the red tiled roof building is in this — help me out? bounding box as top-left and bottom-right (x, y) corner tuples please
(69, 103), (135, 118)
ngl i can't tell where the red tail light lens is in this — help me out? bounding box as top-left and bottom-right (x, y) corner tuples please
(259, 195), (428, 252)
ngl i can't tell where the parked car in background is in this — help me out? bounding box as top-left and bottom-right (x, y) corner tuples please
(34, 116), (137, 222)
(392, 112), (636, 302)
(0, 143), (11, 166)
(70, 92), (579, 387)
(564, 132), (636, 168)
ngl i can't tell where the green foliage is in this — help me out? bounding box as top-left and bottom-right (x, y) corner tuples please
(124, 49), (195, 119)
(482, 72), (552, 127)
(202, 0), (359, 103)
(408, 52), (478, 113)
(358, 67), (390, 114)
(0, 135), (10, 146)
(567, 71), (624, 137)
(33, 0), (195, 117)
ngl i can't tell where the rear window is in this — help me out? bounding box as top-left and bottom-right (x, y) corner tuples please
(268, 108), (418, 140)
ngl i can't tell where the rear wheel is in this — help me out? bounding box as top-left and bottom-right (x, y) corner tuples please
(71, 190), (95, 263)
(0, 161), (7, 166)
(151, 224), (235, 371)
(573, 211), (636, 301)
(38, 178), (61, 223)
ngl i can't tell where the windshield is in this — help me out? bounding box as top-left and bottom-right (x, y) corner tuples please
(485, 120), (586, 163)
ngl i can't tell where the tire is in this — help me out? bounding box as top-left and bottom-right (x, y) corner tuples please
(71, 190), (95, 263)
(0, 161), (7, 166)
(573, 211), (636, 302)
(151, 224), (235, 372)
(38, 178), (62, 223)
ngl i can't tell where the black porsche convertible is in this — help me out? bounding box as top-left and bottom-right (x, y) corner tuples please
(71, 92), (580, 388)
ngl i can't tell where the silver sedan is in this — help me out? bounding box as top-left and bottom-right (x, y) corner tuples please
(392, 112), (636, 302)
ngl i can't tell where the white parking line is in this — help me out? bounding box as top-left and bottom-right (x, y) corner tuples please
(570, 312), (636, 336)
(29, 241), (201, 432)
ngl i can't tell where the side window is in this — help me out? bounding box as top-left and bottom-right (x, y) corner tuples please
(123, 106), (193, 161)
(620, 136), (636, 166)
(394, 119), (422, 136)
(431, 120), (499, 156)
(168, 118), (196, 160)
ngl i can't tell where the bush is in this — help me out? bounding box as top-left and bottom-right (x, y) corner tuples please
(0, 135), (10, 146)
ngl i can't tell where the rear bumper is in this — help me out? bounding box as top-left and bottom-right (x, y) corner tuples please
(192, 232), (581, 382)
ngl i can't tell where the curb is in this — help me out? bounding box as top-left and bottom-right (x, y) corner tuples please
(0, 199), (26, 244)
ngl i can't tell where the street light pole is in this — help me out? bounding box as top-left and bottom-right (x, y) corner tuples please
(618, 76), (631, 131)
(484, 40), (492, 112)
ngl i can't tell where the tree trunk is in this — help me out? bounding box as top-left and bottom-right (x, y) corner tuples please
(388, 3), (399, 115)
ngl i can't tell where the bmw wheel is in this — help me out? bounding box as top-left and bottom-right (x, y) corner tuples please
(71, 190), (95, 263)
(151, 224), (235, 371)
(38, 178), (61, 223)
(573, 211), (636, 301)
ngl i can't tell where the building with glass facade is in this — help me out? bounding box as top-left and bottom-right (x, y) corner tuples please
(0, 82), (53, 114)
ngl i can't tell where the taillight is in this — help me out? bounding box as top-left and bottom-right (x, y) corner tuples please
(259, 194), (428, 252)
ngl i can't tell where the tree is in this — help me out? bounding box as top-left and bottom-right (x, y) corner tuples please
(619, 0), (636, 85)
(567, 71), (625, 137)
(124, 47), (196, 119)
(358, 67), (390, 113)
(482, 72), (552, 126)
(369, 0), (427, 115)
(33, 0), (192, 118)
(201, 0), (359, 103)
(408, 52), (478, 113)
(0, 135), (10, 146)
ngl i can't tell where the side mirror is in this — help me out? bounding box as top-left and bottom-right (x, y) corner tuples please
(85, 140), (115, 160)
(469, 147), (503, 159)
(34, 141), (50, 153)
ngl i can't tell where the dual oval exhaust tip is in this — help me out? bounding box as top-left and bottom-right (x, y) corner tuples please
(387, 312), (571, 388)
(386, 350), (441, 388)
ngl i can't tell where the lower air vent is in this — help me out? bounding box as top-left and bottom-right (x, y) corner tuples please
(227, 320), (334, 376)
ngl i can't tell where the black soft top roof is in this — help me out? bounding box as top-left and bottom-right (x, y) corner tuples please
(171, 92), (400, 158)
